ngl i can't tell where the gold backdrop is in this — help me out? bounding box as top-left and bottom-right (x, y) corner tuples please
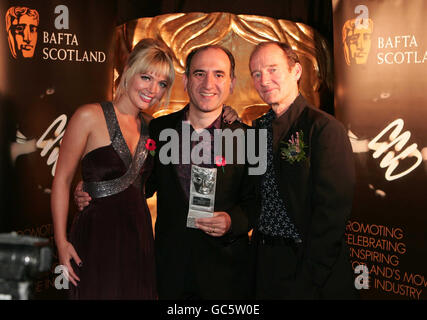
(113, 12), (333, 230)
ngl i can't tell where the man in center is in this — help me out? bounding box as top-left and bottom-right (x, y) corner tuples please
(147, 45), (258, 299)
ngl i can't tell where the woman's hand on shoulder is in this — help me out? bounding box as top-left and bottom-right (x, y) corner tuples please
(223, 105), (241, 124)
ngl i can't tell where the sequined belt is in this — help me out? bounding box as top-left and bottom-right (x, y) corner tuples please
(83, 171), (141, 198)
(83, 145), (148, 198)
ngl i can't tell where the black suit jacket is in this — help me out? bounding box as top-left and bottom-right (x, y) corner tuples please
(254, 94), (357, 299)
(148, 106), (258, 299)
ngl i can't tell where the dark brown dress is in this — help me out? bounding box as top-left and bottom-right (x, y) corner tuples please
(69, 102), (156, 299)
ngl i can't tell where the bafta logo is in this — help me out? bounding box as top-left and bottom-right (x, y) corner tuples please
(342, 18), (373, 65)
(192, 166), (216, 196)
(187, 165), (217, 228)
(5, 6), (39, 59)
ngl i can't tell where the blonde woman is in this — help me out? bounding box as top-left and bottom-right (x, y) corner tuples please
(51, 39), (175, 299)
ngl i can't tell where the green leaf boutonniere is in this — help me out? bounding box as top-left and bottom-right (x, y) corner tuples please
(280, 130), (307, 164)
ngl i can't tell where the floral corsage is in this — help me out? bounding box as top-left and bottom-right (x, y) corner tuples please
(280, 130), (307, 164)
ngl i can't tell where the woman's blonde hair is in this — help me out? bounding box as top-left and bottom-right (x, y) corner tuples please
(115, 38), (175, 107)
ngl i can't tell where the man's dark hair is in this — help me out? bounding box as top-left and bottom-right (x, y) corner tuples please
(185, 45), (236, 79)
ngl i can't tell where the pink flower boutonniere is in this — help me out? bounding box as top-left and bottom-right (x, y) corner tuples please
(215, 155), (226, 173)
(145, 138), (156, 156)
(280, 130), (307, 164)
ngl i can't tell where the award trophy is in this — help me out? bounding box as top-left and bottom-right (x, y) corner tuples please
(186, 165), (217, 228)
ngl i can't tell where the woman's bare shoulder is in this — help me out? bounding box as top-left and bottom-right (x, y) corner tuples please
(70, 103), (105, 126)
(74, 102), (103, 117)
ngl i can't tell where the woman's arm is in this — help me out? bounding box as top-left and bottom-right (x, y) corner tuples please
(50, 104), (97, 286)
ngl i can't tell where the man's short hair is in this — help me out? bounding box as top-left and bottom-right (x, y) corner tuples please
(250, 41), (300, 71)
(185, 45), (236, 79)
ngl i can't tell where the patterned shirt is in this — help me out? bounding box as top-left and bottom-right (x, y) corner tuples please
(257, 109), (301, 239)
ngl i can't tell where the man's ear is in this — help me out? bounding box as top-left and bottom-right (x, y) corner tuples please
(293, 63), (302, 81)
(229, 77), (236, 94)
(183, 73), (188, 92)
